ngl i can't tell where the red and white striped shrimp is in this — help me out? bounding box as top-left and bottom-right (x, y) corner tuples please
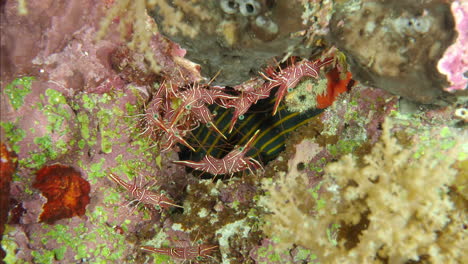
(260, 57), (334, 115)
(141, 244), (218, 263)
(108, 173), (181, 210)
(173, 130), (262, 176)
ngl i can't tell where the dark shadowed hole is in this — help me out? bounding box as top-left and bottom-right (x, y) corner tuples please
(246, 4), (254, 13)
(265, 0), (275, 9)
(297, 162), (305, 171)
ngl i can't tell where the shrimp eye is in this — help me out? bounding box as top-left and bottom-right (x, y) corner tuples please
(238, 146), (245, 151)
(196, 256), (203, 261)
(185, 104), (192, 110)
(154, 204), (161, 211)
(238, 115), (245, 120)
(287, 87), (293, 93)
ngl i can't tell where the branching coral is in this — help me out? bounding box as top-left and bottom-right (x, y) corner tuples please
(262, 119), (467, 264)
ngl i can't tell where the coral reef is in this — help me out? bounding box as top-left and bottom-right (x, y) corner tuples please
(0, 0), (466, 263)
(262, 119), (467, 263)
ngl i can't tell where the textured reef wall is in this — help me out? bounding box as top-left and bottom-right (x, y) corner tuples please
(0, 0), (466, 264)
(150, 0), (319, 85)
(328, 0), (458, 104)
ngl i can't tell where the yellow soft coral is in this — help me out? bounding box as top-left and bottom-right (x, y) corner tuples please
(262, 119), (467, 264)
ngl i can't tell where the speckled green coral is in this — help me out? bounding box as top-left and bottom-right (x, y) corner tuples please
(389, 111), (467, 162)
(1, 81), (163, 262)
(254, 239), (306, 264)
(285, 77), (327, 113)
(215, 218), (251, 263)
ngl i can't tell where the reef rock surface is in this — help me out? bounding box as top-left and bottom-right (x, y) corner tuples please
(328, 0), (456, 103)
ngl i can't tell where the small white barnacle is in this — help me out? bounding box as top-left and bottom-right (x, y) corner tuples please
(238, 0), (261, 16)
(252, 15), (279, 41)
(404, 15), (432, 34)
(454, 107), (468, 122)
(255, 15), (278, 34)
(220, 0), (238, 14)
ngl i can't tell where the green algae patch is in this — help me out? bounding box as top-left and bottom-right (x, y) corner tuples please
(74, 91), (128, 154)
(112, 152), (155, 181)
(81, 93), (97, 110)
(253, 241), (293, 264)
(103, 187), (121, 205)
(20, 135), (70, 169)
(31, 136), (56, 167)
(0, 121), (26, 153)
(327, 139), (362, 157)
(40, 89), (73, 136)
(97, 106), (124, 154)
(81, 158), (107, 184)
(294, 248), (317, 263)
(45, 88), (67, 105)
(31, 207), (128, 263)
(10, 88), (77, 169)
(77, 112), (91, 141)
(1, 226), (24, 264)
(4, 76), (35, 110)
